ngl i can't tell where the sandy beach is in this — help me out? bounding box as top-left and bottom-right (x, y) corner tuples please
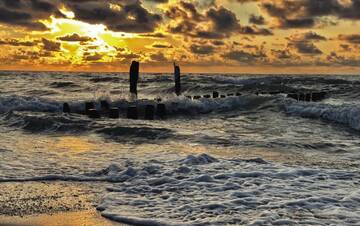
(0, 182), (125, 226)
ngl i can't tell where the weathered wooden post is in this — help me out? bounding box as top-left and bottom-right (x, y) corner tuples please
(127, 106), (138, 119)
(85, 102), (95, 115)
(130, 61), (139, 98)
(100, 100), (110, 112)
(88, 109), (100, 119)
(213, 91), (219, 98)
(63, 103), (70, 113)
(174, 63), (181, 96)
(156, 103), (166, 119)
(109, 108), (119, 119)
(145, 105), (155, 120)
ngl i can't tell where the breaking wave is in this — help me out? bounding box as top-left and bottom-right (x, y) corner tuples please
(285, 101), (360, 131)
(0, 95), (61, 113)
(1, 154), (358, 225)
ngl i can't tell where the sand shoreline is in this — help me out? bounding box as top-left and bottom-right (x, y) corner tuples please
(0, 210), (126, 226)
(0, 181), (127, 226)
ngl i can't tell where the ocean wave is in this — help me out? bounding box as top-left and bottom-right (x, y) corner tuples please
(1, 111), (91, 133)
(49, 81), (80, 88)
(284, 101), (360, 131)
(96, 126), (175, 143)
(162, 94), (279, 115)
(0, 95), (61, 113)
(0, 154), (358, 225)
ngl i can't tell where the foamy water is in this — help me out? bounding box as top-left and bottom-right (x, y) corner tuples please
(0, 71), (360, 224)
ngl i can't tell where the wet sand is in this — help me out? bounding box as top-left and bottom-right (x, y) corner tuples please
(0, 182), (125, 226)
(0, 210), (125, 226)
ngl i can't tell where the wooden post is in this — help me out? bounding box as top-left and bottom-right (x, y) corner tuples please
(130, 61), (139, 97)
(109, 108), (119, 119)
(127, 106), (138, 119)
(213, 91), (219, 98)
(85, 102), (94, 115)
(63, 103), (70, 113)
(145, 105), (155, 120)
(88, 109), (100, 119)
(174, 63), (181, 96)
(100, 100), (110, 112)
(156, 103), (166, 119)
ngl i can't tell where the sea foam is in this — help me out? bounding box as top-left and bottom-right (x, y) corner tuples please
(0, 154), (358, 225)
(285, 101), (360, 131)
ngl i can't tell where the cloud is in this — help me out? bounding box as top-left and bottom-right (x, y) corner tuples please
(339, 34), (360, 44)
(42, 38), (61, 52)
(285, 31), (325, 55)
(288, 41), (322, 55)
(57, 33), (94, 42)
(166, 2), (272, 39)
(223, 50), (266, 63)
(0, 0), (63, 30)
(83, 52), (103, 61)
(0, 0), (162, 33)
(249, 14), (265, 25)
(151, 42), (173, 48)
(271, 49), (293, 59)
(254, 0), (360, 28)
(0, 38), (39, 46)
(150, 52), (168, 62)
(139, 32), (167, 38)
(190, 44), (214, 55)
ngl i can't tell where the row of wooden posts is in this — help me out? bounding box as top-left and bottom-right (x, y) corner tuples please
(62, 61), (179, 120)
(63, 61), (328, 120)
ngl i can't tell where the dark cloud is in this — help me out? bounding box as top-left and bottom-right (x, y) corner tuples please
(139, 32), (167, 38)
(0, 0), (162, 33)
(327, 51), (360, 66)
(239, 25), (273, 35)
(42, 38), (61, 52)
(286, 31), (325, 55)
(206, 6), (240, 32)
(223, 50), (266, 62)
(0, 0), (63, 30)
(289, 41), (322, 55)
(0, 38), (39, 46)
(190, 44), (214, 55)
(257, 0), (360, 28)
(249, 14), (265, 25)
(340, 44), (351, 51)
(83, 52), (103, 61)
(212, 40), (225, 46)
(57, 33), (94, 42)
(339, 34), (360, 44)
(271, 49), (293, 59)
(152, 43), (173, 48)
(150, 52), (168, 62)
(287, 31), (327, 42)
(167, 3), (272, 39)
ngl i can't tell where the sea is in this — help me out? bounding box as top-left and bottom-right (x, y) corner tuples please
(0, 71), (359, 225)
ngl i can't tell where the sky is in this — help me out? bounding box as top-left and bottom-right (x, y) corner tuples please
(0, 0), (359, 74)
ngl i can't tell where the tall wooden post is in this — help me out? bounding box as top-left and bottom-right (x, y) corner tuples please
(174, 63), (181, 96)
(130, 61), (139, 97)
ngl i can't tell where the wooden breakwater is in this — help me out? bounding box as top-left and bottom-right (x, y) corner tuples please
(63, 61), (329, 120)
